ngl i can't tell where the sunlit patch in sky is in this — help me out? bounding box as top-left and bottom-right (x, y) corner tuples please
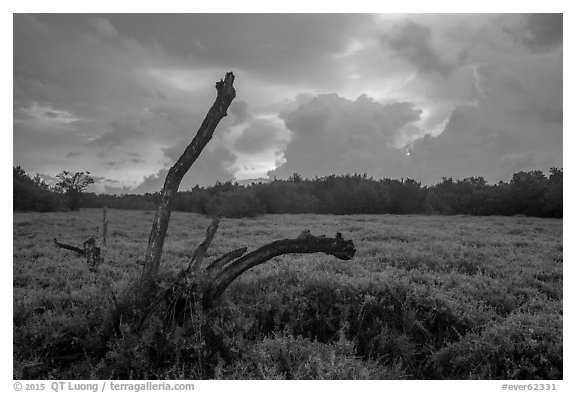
(148, 67), (218, 91)
(228, 113), (291, 180)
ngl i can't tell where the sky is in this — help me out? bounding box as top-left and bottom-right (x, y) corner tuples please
(13, 13), (563, 194)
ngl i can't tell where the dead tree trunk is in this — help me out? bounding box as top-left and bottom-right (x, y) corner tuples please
(132, 72), (354, 317)
(56, 72), (356, 332)
(142, 73), (236, 281)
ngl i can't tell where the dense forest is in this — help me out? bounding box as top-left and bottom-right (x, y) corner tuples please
(14, 166), (563, 218)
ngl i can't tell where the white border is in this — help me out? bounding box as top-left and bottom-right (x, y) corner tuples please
(4, 3), (573, 391)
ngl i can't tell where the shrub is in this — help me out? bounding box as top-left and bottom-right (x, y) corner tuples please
(432, 312), (562, 379)
(221, 333), (405, 379)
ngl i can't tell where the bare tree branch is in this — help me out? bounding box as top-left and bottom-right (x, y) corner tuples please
(205, 247), (248, 274)
(187, 216), (221, 274)
(54, 238), (86, 256)
(208, 233), (355, 301)
(142, 72), (236, 280)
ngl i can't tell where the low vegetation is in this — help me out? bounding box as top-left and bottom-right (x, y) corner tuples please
(13, 210), (562, 379)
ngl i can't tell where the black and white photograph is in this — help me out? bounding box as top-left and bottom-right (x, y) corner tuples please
(12, 9), (565, 384)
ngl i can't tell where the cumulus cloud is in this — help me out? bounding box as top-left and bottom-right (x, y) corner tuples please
(271, 82), (561, 184)
(214, 100), (290, 179)
(229, 101), (250, 125)
(233, 119), (285, 154)
(269, 93), (422, 179)
(230, 101), (287, 150)
(130, 171), (166, 194)
(407, 99), (562, 184)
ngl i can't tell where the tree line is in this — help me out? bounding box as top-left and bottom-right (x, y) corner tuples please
(14, 166), (562, 218)
(13, 167), (93, 212)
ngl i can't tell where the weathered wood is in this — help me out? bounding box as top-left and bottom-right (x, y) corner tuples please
(208, 233), (355, 301)
(83, 237), (103, 269)
(142, 72), (236, 280)
(188, 216), (221, 274)
(54, 237), (103, 270)
(54, 238), (85, 256)
(205, 247), (248, 274)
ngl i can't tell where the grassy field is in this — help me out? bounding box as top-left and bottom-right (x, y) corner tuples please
(13, 209), (563, 379)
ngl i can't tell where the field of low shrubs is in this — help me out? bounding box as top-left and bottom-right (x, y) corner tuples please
(13, 209), (562, 379)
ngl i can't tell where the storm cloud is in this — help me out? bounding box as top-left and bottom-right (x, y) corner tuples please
(13, 14), (562, 192)
(383, 20), (454, 77)
(269, 93), (422, 179)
